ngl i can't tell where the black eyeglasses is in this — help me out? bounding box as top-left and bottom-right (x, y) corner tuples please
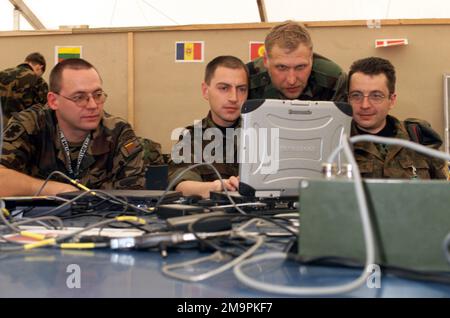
(348, 91), (388, 105)
(55, 91), (108, 107)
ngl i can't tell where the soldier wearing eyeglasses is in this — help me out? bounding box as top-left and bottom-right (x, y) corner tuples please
(348, 56), (448, 179)
(0, 58), (148, 196)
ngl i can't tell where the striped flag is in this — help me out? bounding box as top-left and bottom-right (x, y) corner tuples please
(375, 39), (408, 48)
(249, 42), (265, 61)
(175, 41), (204, 62)
(55, 46), (82, 64)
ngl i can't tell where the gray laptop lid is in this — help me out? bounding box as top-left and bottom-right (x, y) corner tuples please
(238, 99), (352, 197)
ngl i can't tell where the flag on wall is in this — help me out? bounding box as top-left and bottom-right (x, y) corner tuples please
(55, 46), (82, 64)
(375, 39), (408, 48)
(249, 42), (265, 61)
(175, 41), (204, 62)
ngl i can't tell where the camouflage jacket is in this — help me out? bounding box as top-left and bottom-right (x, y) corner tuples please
(351, 115), (448, 179)
(1, 105), (146, 189)
(247, 54), (348, 102)
(138, 137), (165, 166)
(168, 111), (239, 187)
(0, 63), (48, 127)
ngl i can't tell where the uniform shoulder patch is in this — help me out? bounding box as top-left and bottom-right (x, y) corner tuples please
(121, 139), (143, 158)
(3, 122), (26, 142)
(404, 118), (442, 148)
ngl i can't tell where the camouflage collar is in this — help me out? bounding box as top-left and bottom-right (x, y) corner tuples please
(89, 117), (113, 155)
(53, 113), (112, 158)
(351, 115), (409, 139)
(16, 63), (33, 71)
(351, 115), (410, 159)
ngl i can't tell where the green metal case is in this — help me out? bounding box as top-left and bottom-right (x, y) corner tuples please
(298, 178), (450, 272)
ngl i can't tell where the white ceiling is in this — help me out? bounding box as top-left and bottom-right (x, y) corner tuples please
(1, 0), (450, 31)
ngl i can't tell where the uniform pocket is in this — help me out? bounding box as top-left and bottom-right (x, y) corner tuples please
(357, 160), (374, 175)
(398, 158), (430, 179)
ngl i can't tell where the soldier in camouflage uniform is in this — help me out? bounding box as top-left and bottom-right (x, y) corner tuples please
(247, 21), (347, 102)
(169, 56), (248, 198)
(0, 58), (146, 196)
(348, 57), (448, 179)
(0, 52), (48, 127)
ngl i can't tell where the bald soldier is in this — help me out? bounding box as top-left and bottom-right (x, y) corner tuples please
(0, 58), (148, 196)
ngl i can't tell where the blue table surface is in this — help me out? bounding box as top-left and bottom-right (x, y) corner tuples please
(1, 205), (449, 298)
(1, 246), (450, 298)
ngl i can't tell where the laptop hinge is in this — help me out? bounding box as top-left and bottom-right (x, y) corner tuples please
(255, 190), (282, 198)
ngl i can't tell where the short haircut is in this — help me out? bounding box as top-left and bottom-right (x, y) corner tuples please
(349, 57), (396, 94)
(25, 52), (46, 73)
(265, 20), (313, 56)
(204, 55), (249, 85)
(49, 58), (101, 93)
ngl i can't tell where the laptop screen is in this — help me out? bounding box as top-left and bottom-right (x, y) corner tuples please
(238, 99), (352, 198)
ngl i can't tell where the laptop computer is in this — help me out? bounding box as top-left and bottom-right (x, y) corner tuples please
(238, 99), (352, 198)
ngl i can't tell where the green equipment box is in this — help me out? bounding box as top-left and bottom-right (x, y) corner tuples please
(298, 178), (450, 272)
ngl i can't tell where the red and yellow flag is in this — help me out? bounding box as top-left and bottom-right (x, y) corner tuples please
(249, 42), (265, 61)
(375, 39), (408, 48)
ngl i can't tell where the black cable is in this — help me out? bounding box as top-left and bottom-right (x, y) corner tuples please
(288, 254), (450, 285)
(58, 212), (109, 220)
(186, 213), (297, 257)
(101, 221), (155, 234)
(187, 214), (241, 257)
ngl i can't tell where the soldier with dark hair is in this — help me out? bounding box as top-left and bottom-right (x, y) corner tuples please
(348, 56), (448, 179)
(25, 52), (47, 74)
(169, 55), (248, 198)
(0, 58), (148, 196)
(0, 52), (48, 127)
(247, 20), (347, 102)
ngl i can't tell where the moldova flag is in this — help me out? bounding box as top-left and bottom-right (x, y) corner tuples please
(176, 41), (203, 62)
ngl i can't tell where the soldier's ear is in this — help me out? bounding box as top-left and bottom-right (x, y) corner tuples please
(47, 92), (59, 110)
(388, 93), (397, 110)
(201, 81), (209, 101)
(29, 63), (43, 77)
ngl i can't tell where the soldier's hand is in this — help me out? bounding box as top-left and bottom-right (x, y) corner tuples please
(212, 176), (239, 192)
(228, 176), (239, 190)
(42, 181), (79, 196)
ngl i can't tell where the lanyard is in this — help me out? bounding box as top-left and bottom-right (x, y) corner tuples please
(59, 128), (91, 179)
